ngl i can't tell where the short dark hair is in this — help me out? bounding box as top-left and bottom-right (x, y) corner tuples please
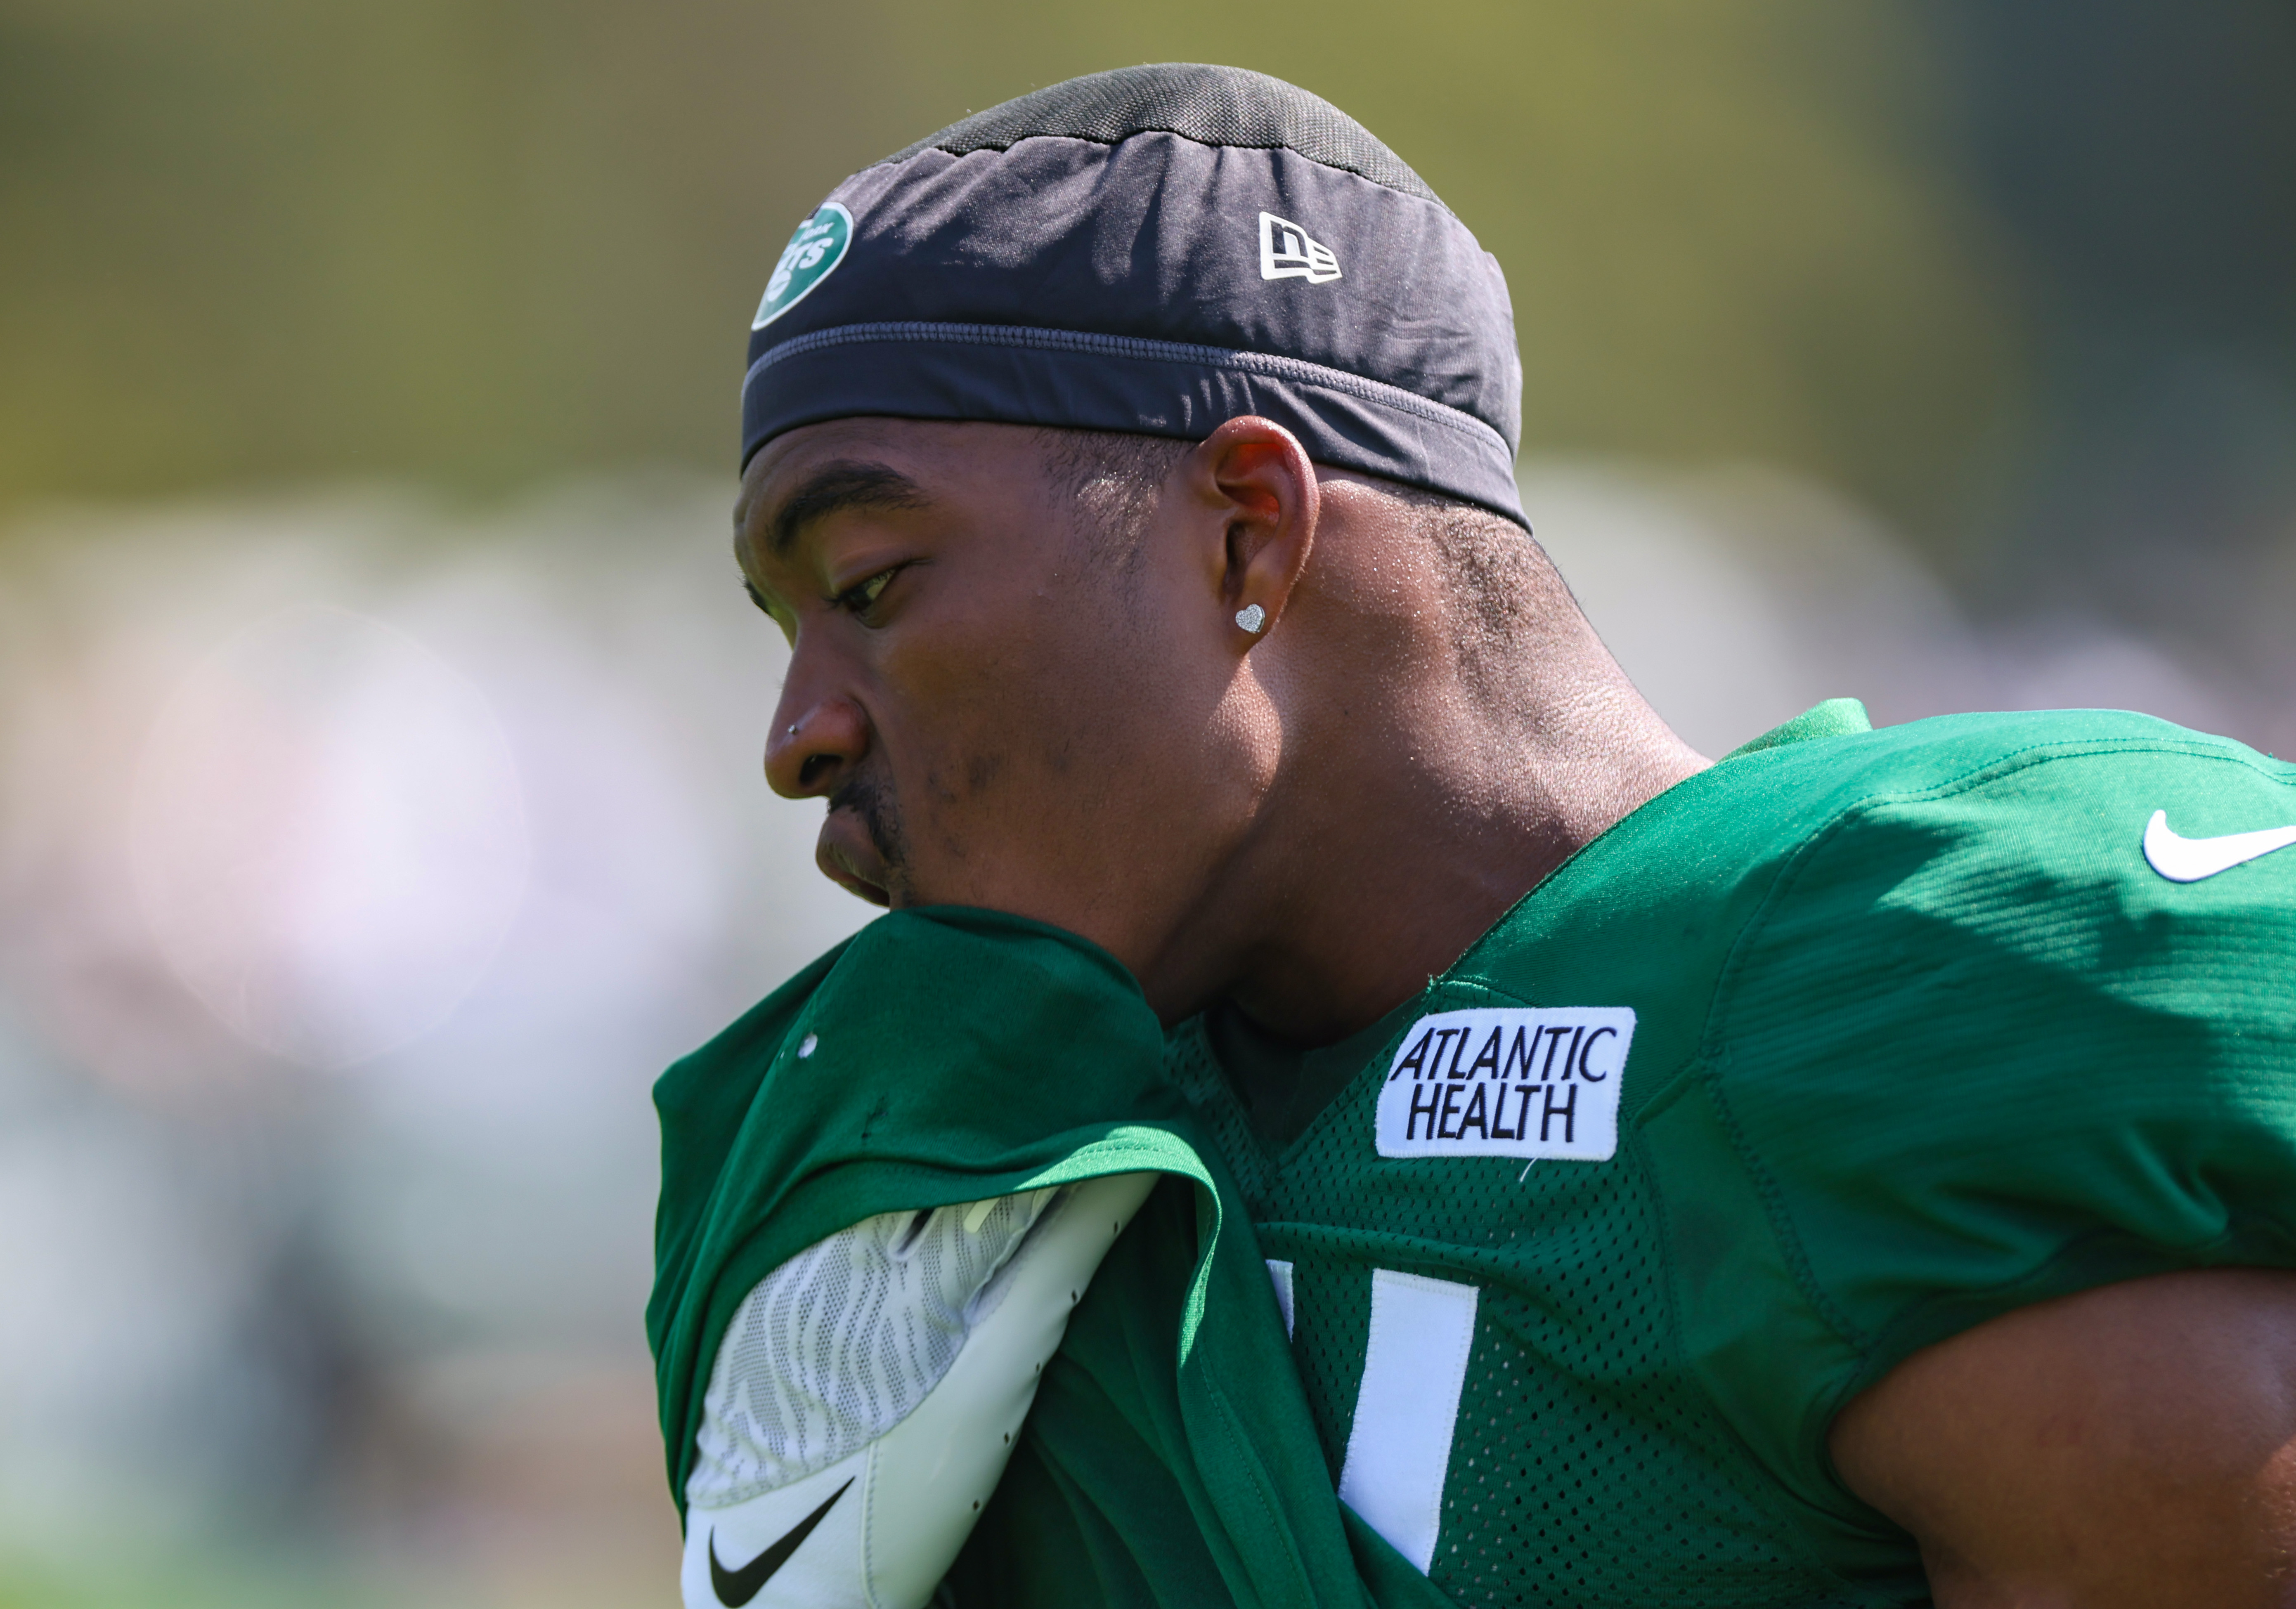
(1036, 429), (1192, 578)
(1033, 428), (1563, 665)
(1402, 484), (1575, 695)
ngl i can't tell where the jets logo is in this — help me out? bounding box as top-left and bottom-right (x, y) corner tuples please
(1259, 211), (1341, 284)
(754, 202), (853, 330)
(1375, 1007), (1635, 1164)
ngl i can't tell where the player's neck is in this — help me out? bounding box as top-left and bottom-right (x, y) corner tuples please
(1142, 624), (1706, 1044)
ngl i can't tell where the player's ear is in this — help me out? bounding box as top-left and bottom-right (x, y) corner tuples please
(1181, 416), (1318, 645)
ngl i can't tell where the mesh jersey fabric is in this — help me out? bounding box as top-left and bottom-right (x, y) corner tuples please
(1165, 702), (2296, 1607)
(686, 1188), (1060, 1509)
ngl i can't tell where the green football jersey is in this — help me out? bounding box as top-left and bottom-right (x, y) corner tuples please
(1162, 699), (2296, 1606)
(652, 700), (2296, 1609)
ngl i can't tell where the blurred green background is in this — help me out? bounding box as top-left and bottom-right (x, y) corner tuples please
(7, 2), (2014, 527)
(9, 1), (2296, 650)
(9, 2), (2294, 660)
(2, 3), (2291, 1605)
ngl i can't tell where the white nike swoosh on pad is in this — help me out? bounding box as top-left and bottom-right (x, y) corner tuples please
(2142, 810), (2296, 882)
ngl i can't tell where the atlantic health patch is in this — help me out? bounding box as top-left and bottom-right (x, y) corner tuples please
(1375, 1008), (1635, 1162)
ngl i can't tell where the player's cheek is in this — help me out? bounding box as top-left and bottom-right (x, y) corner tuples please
(888, 620), (1106, 862)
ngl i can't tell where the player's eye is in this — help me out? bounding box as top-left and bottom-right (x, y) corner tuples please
(742, 579), (796, 645)
(833, 566), (901, 618)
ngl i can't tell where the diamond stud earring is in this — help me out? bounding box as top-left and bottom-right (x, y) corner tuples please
(1235, 604), (1267, 634)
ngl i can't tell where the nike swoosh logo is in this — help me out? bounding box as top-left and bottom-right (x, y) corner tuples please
(2142, 810), (2296, 883)
(709, 1479), (851, 1607)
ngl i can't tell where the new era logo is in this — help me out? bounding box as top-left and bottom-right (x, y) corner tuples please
(1259, 211), (1341, 284)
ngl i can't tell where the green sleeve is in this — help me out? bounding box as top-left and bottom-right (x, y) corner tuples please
(647, 906), (1450, 1609)
(1662, 732), (2296, 1547)
(646, 906), (1196, 1507)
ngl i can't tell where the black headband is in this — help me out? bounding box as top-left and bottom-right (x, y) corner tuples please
(740, 64), (1527, 527)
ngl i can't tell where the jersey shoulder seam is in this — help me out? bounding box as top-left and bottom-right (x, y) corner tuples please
(1685, 733), (2284, 1356)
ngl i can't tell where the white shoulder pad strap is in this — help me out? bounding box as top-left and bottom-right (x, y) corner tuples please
(681, 1171), (1157, 1609)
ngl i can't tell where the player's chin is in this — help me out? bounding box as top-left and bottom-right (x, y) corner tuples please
(817, 812), (894, 907)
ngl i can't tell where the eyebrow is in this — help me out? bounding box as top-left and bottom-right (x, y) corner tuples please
(764, 460), (934, 558)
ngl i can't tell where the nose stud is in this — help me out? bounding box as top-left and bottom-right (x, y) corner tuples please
(1235, 604), (1266, 634)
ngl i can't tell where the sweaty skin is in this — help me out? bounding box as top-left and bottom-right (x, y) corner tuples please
(1831, 1268), (2296, 1609)
(735, 413), (2296, 1601)
(736, 413), (1700, 1041)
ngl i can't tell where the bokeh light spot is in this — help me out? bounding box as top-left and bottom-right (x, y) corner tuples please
(130, 604), (529, 1068)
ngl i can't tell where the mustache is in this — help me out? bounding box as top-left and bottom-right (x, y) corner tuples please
(828, 768), (907, 872)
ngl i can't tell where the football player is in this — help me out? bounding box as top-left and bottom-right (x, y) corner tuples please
(651, 64), (2296, 1609)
